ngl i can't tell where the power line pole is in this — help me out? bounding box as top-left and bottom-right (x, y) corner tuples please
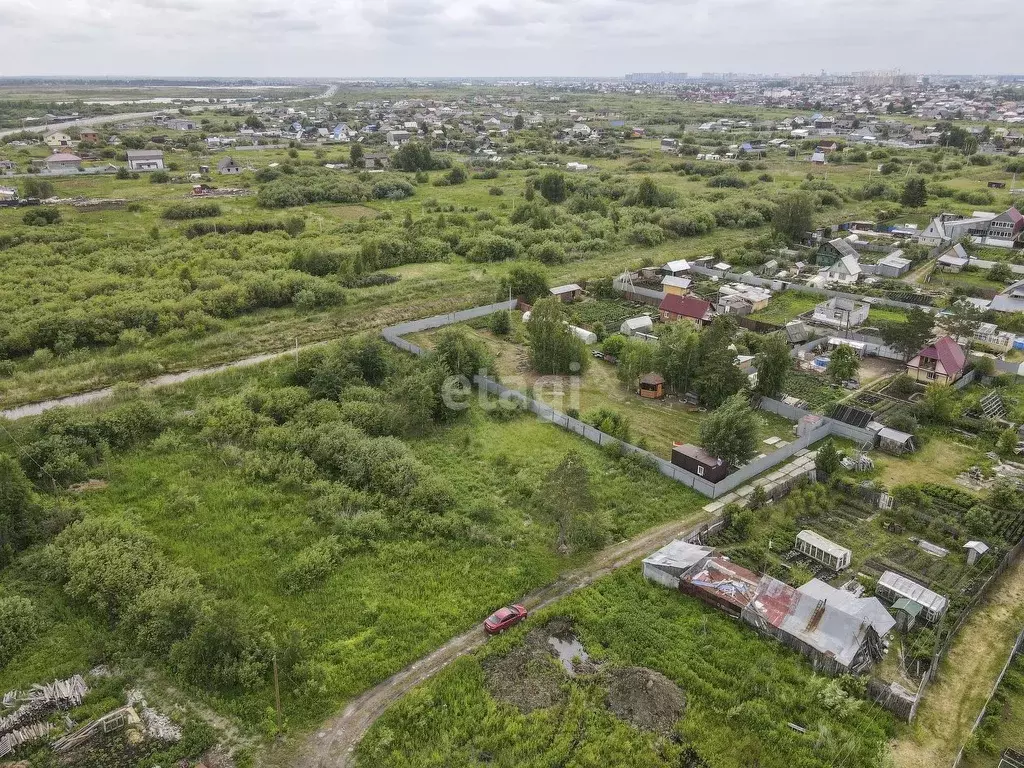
(273, 654), (283, 732)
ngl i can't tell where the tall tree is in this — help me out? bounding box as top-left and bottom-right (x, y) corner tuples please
(826, 345), (860, 383)
(539, 171), (567, 203)
(878, 307), (934, 360)
(694, 317), (746, 407)
(656, 322), (700, 394)
(698, 394), (759, 468)
(900, 176), (928, 207)
(527, 297), (589, 375)
(617, 338), (656, 390)
(942, 300), (983, 348)
(534, 450), (608, 554)
(349, 143), (364, 167)
(753, 334), (792, 398)
(513, 114), (525, 130)
(772, 191), (815, 242)
(497, 263), (548, 303)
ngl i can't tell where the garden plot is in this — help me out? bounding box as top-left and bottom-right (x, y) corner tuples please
(410, 319), (798, 459)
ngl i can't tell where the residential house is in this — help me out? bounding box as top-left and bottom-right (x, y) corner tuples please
(816, 236), (858, 266)
(990, 279), (1024, 313)
(827, 255), (862, 284)
(44, 132), (73, 149)
(0, 186), (17, 201)
(906, 336), (967, 384)
(79, 130), (99, 143)
(671, 443), (728, 482)
(936, 243), (970, 272)
(166, 119), (197, 131)
(217, 156), (242, 174)
(126, 150), (165, 172)
(571, 123), (592, 137)
(659, 294), (713, 326)
(364, 154), (390, 170)
(661, 275), (691, 296)
(660, 138), (679, 152)
(44, 153), (82, 171)
(386, 130), (411, 146)
(810, 151), (827, 164)
(919, 209), (1024, 247)
(987, 207), (1024, 242)
(812, 297), (870, 329)
(549, 284), (583, 303)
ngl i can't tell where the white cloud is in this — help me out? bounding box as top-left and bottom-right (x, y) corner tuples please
(0, 0), (1017, 76)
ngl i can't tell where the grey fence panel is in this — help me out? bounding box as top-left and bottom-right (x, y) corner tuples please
(758, 396), (813, 421)
(711, 427), (826, 493)
(384, 300), (518, 340)
(827, 420), (878, 446)
(952, 369), (978, 390)
(612, 280), (665, 302)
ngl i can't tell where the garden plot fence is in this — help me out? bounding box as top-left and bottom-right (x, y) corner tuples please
(382, 304), (844, 500)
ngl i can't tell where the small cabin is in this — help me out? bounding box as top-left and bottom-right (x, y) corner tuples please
(671, 443), (728, 483)
(795, 530), (851, 570)
(638, 372), (665, 399)
(549, 283), (583, 303)
(893, 598), (923, 633)
(964, 540), (990, 566)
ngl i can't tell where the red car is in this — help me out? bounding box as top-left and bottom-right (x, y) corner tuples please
(484, 604), (528, 635)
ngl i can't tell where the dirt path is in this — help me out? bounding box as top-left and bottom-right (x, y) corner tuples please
(273, 510), (714, 768)
(890, 555), (1024, 768)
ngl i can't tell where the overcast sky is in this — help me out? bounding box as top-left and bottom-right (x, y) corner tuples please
(1, 0), (1017, 78)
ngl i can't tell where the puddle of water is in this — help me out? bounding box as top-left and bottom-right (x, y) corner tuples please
(548, 635), (590, 675)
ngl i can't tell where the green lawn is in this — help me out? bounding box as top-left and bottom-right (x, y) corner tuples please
(749, 291), (820, 325)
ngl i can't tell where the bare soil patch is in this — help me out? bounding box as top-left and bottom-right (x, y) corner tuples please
(484, 626), (568, 713)
(605, 666), (686, 735)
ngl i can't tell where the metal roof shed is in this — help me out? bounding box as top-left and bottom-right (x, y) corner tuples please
(795, 530), (852, 570)
(642, 540), (713, 589)
(876, 571), (948, 623)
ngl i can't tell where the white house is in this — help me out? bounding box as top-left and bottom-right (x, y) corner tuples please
(827, 255), (862, 284)
(44, 132), (73, 149)
(126, 150), (164, 172)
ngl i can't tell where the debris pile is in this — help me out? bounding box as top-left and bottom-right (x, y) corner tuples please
(126, 689), (182, 742)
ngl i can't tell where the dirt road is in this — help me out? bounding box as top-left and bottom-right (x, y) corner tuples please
(890, 555), (1024, 768)
(276, 510), (714, 768)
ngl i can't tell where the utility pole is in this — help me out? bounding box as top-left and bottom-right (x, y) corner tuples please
(273, 654), (283, 732)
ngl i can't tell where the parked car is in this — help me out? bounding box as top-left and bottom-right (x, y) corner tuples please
(483, 604), (528, 634)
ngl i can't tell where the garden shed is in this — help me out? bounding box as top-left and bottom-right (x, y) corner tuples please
(795, 530), (852, 570)
(877, 427), (915, 455)
(964, 540), (990, 565)
(638, 373), (665, 399)
(550, 284), (583, 303)
(892, 598), (923, 632)
(671, 443), (728, 482)
(642, 540), (713, 588)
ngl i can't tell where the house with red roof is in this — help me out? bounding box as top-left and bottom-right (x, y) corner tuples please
(659, 294), (713, 326)
(906, 336), (967, 384)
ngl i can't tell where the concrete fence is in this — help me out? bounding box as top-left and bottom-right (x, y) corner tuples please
(381, 303), (845, 500)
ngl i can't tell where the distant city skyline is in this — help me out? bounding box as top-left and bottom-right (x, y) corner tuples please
(1, 0), (1017, 79)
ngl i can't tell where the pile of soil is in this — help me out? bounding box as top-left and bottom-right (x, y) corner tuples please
(484, 628), (568, 713)
(605, 667), (686, 734)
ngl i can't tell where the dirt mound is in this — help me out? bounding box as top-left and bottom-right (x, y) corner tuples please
(484, 628), (568, 713)
(605, 667), (686, 734)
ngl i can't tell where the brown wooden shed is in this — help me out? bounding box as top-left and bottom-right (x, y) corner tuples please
(638, 372), (665, 399)
(671, 443), (728, 482)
